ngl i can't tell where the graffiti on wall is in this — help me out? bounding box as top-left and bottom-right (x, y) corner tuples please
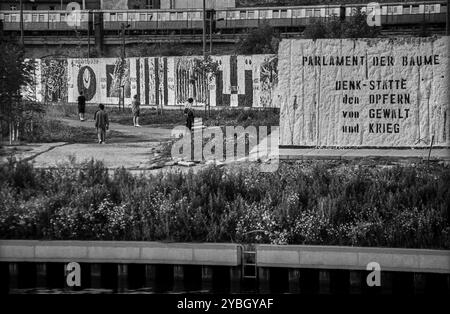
(40, 58), (68, 102)
(259, 56), (278, 108)
(106, 59), (131, 98)
(66, 55), (279, 108)
(77, 66), (97, 101)
(175, 57), (208, 105)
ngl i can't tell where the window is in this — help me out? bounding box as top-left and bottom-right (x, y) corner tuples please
(39, 14), (44, 22)
(240, 11), (246, 19)
(281, 10), (287, 18)
(292, 9), (301, 17)
(140, 14), (146, 21)
(273, 10), (279, 18)
(4, 14), (10, 22)
(11, 15), (17, 22)
(60, 14), (66, 22)
(403, 6), (410, 14)
(177, 12), (183, 20)
(411, 5), (419, 14)
(248, 11), (255, 19)
(425, 5), (435, 13)
(314, 9), (321, 17)
(259, 10), (266, 18)
(306, 9), (313, 17)
(147, 13), (153, 21)
(117, 13), (124, 21)
(49, 14), (57, 21)
(32, 14), (38, 22)
(387, 6), (398, 14)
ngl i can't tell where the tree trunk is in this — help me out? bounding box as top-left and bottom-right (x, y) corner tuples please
(15, 122), (20, 142)
(9, 121), (13, 145)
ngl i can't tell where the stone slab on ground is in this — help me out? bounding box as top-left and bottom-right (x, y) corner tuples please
(280, 148), (450, 161)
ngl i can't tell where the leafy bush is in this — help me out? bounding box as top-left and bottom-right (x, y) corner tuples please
(0, 159), (449, 249)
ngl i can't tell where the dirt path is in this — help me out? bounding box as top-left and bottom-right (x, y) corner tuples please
(1, 118), (176, 169)
(60, 118), (173, 143)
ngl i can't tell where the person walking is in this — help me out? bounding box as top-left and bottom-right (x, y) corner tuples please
(184, 98), (194, 131)
(77, 91), (86, 121)
(131, 94), (141, 127)
(95, 104), (109, 144)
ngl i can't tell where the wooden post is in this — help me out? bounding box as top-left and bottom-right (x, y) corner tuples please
(90, 264), (102, 289)
(288, 269), (301, 293)
(36, 263), (47, 288)
(319, 270), (331, 294)
(8, 263), (19, 291)
(144, 265), (156, 290)
(413, 273), (426, 294)
(202, 266), (213, 292)
(173, 265), (184, 292)
(117, 264), (128, 292)
(258, 267), (270, 293)
(230, 266), (242, 293)
(349, 270), (362, 294)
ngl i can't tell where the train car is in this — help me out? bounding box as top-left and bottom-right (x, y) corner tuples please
(0, 10), (89, 32)
(0, 1), (447, 35)
(349, 2), (446, 25)
(101, 8), (206, 33)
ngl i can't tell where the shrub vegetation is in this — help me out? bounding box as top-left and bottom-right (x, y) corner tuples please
(0, 159), (449, 249)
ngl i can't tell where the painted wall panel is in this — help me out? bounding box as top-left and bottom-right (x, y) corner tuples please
(279, 37), (449, 148)
(63, 55), (278, 108)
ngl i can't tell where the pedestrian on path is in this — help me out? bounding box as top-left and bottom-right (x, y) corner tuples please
(184, 98), (194, 131)
(78, 91), (86, 121)
(95, 104), (109, 144)
(131, 94), (141, 127)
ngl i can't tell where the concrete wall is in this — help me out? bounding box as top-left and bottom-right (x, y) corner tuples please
(0, 240), (242, 266)
(256, 245), (450, 273)
(66, 54), (278, 107)
(279, 37), (450, 148)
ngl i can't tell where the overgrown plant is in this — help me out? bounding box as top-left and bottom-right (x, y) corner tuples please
(0, 159), (448, 249)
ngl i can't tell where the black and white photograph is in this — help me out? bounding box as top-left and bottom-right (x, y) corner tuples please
(0, 0), (449, 311)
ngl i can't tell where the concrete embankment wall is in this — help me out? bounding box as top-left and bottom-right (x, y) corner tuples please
(0, 241), (449, 294)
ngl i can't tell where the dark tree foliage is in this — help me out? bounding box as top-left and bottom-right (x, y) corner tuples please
(236, 24), (281, 55)
(303, 9), (381, 39)
(0, 41), (36, 144)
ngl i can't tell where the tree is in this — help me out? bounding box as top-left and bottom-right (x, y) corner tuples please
(303, 9), (380, 40)
(0, 41), (35, 145)
(236, 24), (281, 55)
(193, 56), (220, 118)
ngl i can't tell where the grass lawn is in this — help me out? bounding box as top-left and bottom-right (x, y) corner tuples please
(45, 104), (280, 129)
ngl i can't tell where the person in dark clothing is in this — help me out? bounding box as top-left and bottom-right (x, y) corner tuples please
(95, 104), (109, 144)
(184, 98), (194, 131)
(77, 91), (86, 121)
